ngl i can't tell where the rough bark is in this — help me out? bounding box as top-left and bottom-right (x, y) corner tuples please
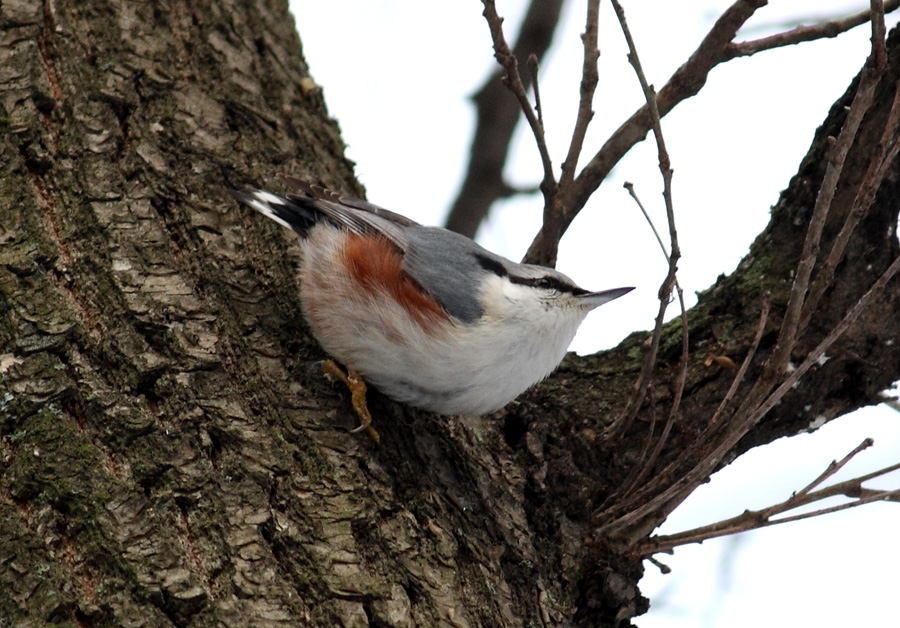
(1, 1), (899, 628)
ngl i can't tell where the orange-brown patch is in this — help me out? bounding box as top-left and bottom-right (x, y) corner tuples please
(342, 233), (449, 332)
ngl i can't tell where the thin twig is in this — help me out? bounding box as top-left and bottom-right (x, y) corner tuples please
(480, 0), (556, 198)
(647, 556), (672, 574)
(527, 54), (545, 128)
(848, 458), (900, 486)
(605, 0), (686, 442)
(599, 253), (900, 542)
(638, 443), (900, 555)
(708, 299), (771, 428)
(638, 291), (687, 481)
(599, 300), (769, 525)
(731, 0), (898, 59)
(446, 0), (565, 238)
(560, 0), (601, 191)
(800, 8), (894, 333)
(523, 0), (896, 266)
(790, 438), (874, 501)
(610, 183), (688, 500)
(642, 487), (900, 554)
(604, 273), (675, 442)
(624, 182), (667, 258)
(525, 0), (769, 265)
(766, 3), (886, 380)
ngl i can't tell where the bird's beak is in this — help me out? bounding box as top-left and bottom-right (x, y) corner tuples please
(577, 286), (634, 310)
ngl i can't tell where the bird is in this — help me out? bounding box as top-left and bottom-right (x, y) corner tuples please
(231, 177), (632, 441)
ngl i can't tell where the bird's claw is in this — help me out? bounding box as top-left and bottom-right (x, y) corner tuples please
(319, 359), (380, 443)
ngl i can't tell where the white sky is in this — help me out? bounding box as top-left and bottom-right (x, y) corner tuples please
(289, 1), (900, 625)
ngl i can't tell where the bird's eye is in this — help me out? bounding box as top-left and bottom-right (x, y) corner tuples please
(534, 277), (555, 290)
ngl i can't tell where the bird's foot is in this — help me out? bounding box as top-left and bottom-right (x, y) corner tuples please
(320, 359), (380, 443)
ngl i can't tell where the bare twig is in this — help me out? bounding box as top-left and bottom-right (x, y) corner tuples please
(637, 440), (900, 555)
(767, 0), (887, 380)
(707, 299), (771, 429)
(526, 0), (770, 265)
(799, 102), (900, 332)
(642, 487), (900, 554)
(601, 299), (770, 525)
(647, 556), (672, 574)
(594, 3), (898, 544)
(623, 182), (667, 258)
(527, 54), (545, 127)
(446, 0), (565, 238)
(523, 0), (900, 266)
(559, 0), (601, 191)
(605, 0), (686, 444)
(616, 183), (688, 504)
(799, 7), (895, 333)
(636, 302), (687, 484)
(604, 184), (671, 441)
(598, 253), (900, 543)
(730, 0), (898, 59)
(609, 184), (690, 500)
(480, 0), (556, 199)
(604, 273), (675, 442)
(791, 438), (874, 501)
(459, 0), (899, 252)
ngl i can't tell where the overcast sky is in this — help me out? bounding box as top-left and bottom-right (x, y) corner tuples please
(288, 2), (900, 625)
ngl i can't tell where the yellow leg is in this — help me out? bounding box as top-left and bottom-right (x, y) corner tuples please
(320, 359), (380, 443)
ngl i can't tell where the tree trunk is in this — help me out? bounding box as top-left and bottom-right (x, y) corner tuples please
(1, 1), (898, 627)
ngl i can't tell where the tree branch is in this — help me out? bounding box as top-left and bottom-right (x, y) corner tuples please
(525, 0), (769, 265)
(730, 0), (899, 58)
(479, 0), (556, 195)
(605, 1), (686, 457)
(445, 0), (565, 238)
(638, 439), (900, 555)
(559, 0), (601, 191)
(767, 1), (886, 380)
(596, 252), (900, 544)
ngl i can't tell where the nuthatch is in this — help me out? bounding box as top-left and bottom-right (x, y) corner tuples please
(232, 178), (632, 440)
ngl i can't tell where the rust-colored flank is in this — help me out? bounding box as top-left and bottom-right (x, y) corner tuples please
(342, 233), (449, 332)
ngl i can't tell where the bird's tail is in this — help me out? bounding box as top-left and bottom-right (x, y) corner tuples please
(230, 189), (318, 236)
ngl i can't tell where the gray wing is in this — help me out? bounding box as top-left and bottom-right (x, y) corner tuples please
(401, 227), (510, 324)
(278, 176), (416, 247)
(254, 177), (499, 324)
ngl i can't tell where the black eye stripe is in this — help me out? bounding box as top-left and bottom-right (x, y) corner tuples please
(510, 274), (588, 296)
(476, 253), (588, 296)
